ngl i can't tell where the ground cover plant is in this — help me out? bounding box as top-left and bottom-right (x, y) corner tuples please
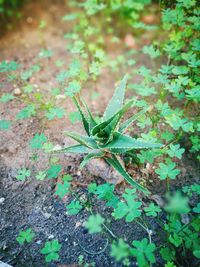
(0, 0), (199, 266)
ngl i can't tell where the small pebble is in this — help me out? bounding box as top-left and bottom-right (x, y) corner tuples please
(26, 17), (33, 24)
(52, 144), (62, 151)
(0, 197), (5, 204)
(76, 171), (81, 176)
(48, 235), (54, 239)
(56, 94), (66, 100)
(43, 212), (51, 219)
(36, 240), (42, 245)
(13, 88), (21, 96)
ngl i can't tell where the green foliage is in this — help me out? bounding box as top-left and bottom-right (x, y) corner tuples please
(69, 111), (81, 124)
(131, 238), (156, 267)
(30, 133), (47, 149)
(144, 203), (161, 217)
(167, 144), (185, 159)
(16, 168), (31, 181)
(155, 160), (180, 180)
(38, 49), (53, 58)
(0, 93), (14, 103)
(16, 105), (36, 120)
(84, 214), (105, 233)
(111, 239), (130, 262)
(0, 119), (11, 130)
(113, 189), (142, 222)
(91, 183), (119, 208)
(66, 200), (82, 215)
(16, 228), (35, 245)
(0, 60), (20, 72)
(47, 164), (62, 179)
(40, 239), (61, 263)
(46, 107), (65, 120)
(164, 191), (190, 214)
(55, 181), (71, 198)
(35, 171), (46, 180)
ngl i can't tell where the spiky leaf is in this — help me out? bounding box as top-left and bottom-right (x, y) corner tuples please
(105, 155), (149, 194)
(103, 75), (128, 120)
(80, 150), (105, 168)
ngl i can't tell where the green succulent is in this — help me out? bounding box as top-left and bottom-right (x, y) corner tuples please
(57, 75), (162, 194)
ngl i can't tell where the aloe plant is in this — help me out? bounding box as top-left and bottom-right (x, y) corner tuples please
(58, 75), (162, 194)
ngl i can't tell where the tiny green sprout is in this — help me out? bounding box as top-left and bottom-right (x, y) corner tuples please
(164, 262), (177, 267)
(111, 239), (130, 262)
(23, 84), (34, 93)
(16, 105), (36, 120)
(0, 60), (20, 72)
(164, 191), (190, 214)
(54, 75), (162, 194)
(30, 133), (47, 149)
(47, 164), (62, 179)
(38, 49), (53, 58)
(0, 93), (14, 103)
(16, 228), (35, 245)
(55, 181), (71, 198)
(66, 200), (82, 215)
(36, 171), (46, 180)
(46, 107), (65, 120)
(16, 168), (31, 181)
(69, 111), (81, 124)
(39, 19), (47, 29)
(193, 203), (200, 213)
(84, 214), (105, 233)
(64, 80), (81, 97)
(40, 239), (61, 263)
(0, 119), (11, 130)
(144, 203), (161, 217)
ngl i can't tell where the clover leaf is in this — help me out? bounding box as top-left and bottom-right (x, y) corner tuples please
(155, 161), (180, 180)
(40, 239), (61, 263)
(66, 200), (82, 215)
(16, 228), (35, 245)
(0, 119), (11, 130)
(111, 239), (130, 262)
(46, 107), (65, 120)
(131, 238), (156, 267)
(55, 181), (70, 198)
(144, 203), (161, 217)
(113, 190), (142, 222)
(84, 214), (105, 233)
(30, 133), (47, 149)
(16, 168), (31, 181)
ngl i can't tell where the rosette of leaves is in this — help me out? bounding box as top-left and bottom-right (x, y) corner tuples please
(57, 75), (162, 194)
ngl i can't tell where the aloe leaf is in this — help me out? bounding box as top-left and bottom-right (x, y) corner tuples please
(92, 99), (134, 137)
(65, 131), (98, 149)
(53, 144), (91, 154)
(95, 114), (119, 145)
(103, 75), (128, 120)
(100, 132), (162, 151)
(80, 97), (97, 131)
(105, 155), (150, 194)
(119, 107), (148, 133)
(102, 114), (119, 144)
(80, 150), (105, 169)
(73, 97), (90, 135)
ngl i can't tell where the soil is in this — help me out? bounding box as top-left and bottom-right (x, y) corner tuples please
(0, 1), (199, 267)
